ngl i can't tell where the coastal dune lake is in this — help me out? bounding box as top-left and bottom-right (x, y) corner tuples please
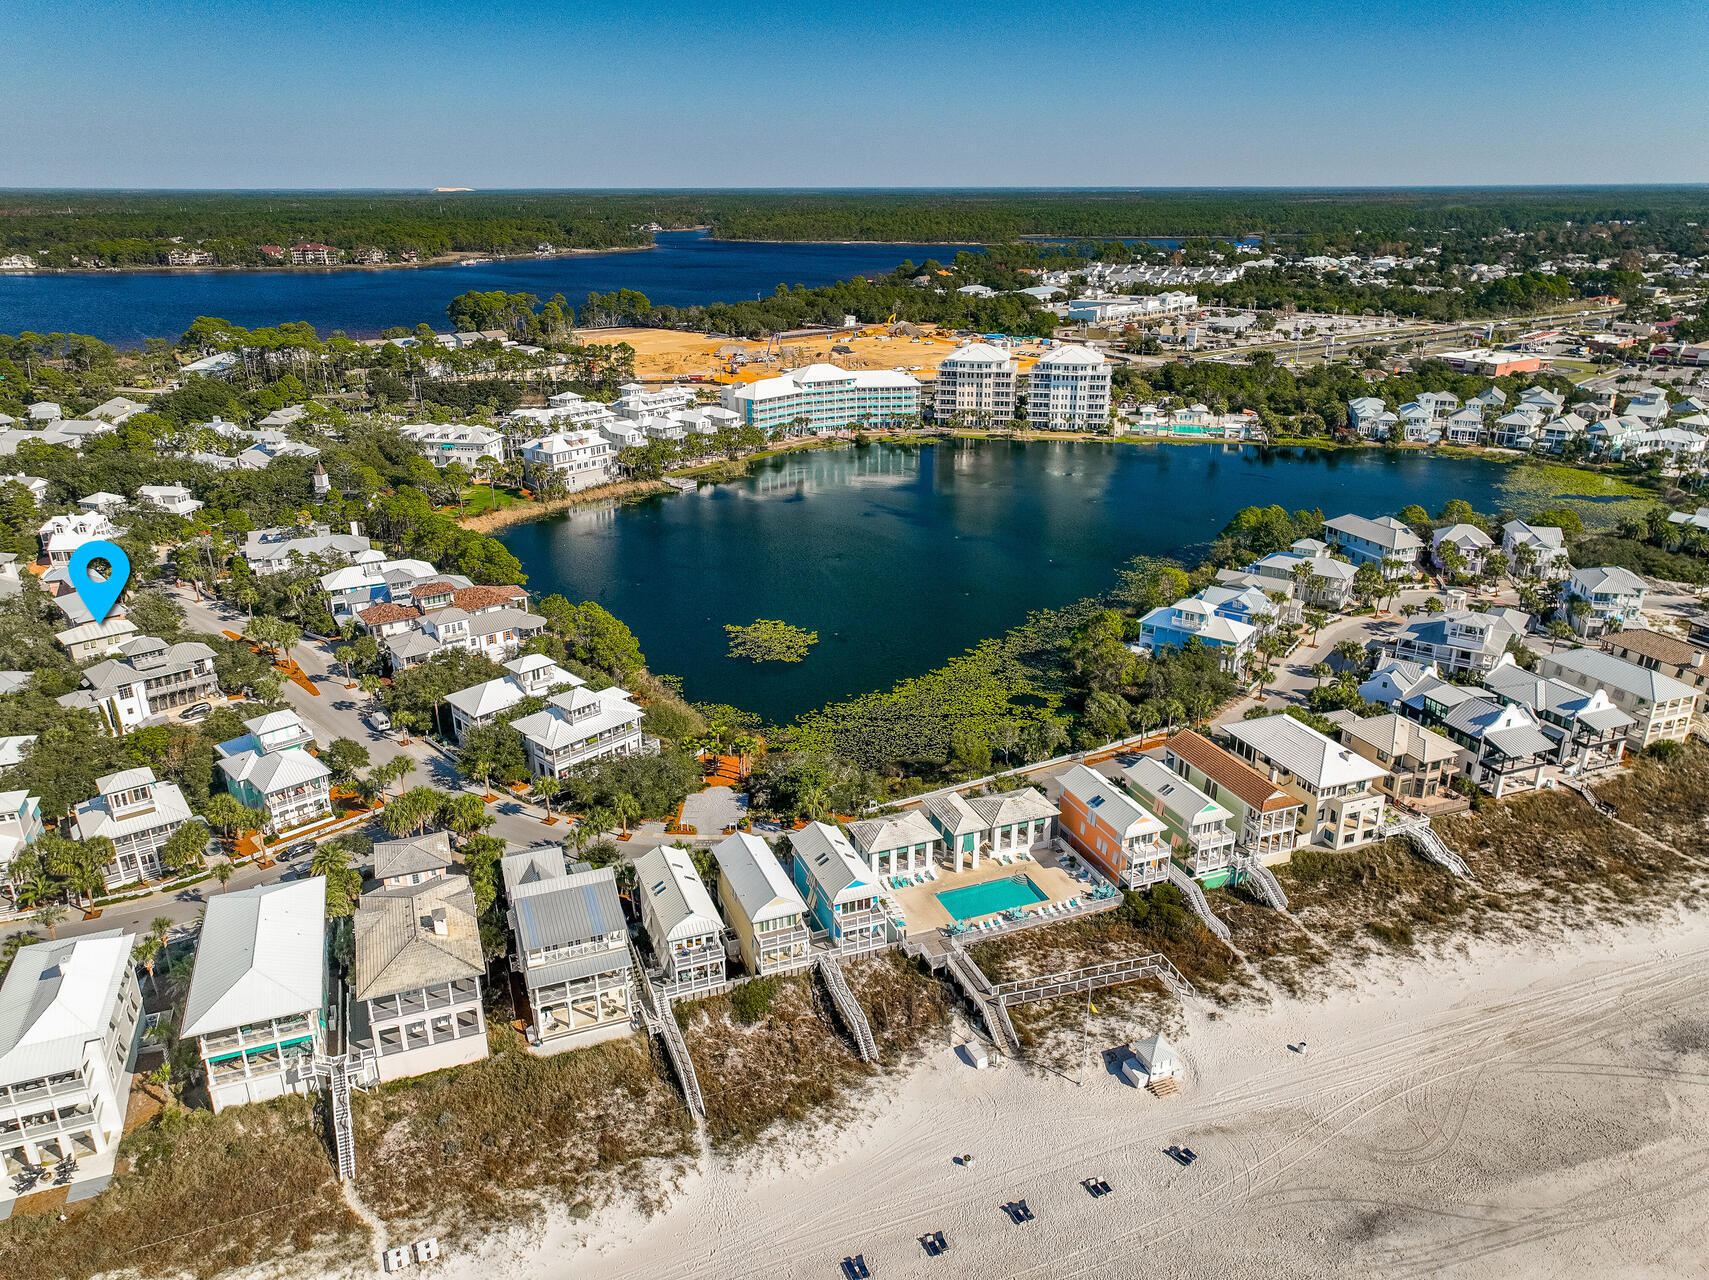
(501, 440), (1518, 723)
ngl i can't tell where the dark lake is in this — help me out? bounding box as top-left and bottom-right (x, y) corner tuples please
(0, 231), (972, 345)
(499, 440), (1519, 724)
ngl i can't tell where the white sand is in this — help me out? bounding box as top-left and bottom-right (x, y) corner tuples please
(438, 910), (1709, 1280)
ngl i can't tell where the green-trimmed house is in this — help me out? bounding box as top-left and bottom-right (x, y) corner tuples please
(1122, 756), (1237, 885)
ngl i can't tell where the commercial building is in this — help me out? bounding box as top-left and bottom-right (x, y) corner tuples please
(1056, 763), (1170, 889)
(503, 848), (634, 1051)
(72, 767), (195, 889)
(350, 876), (488, 1082)
(721, 364), (921, 435)
(933, 343), (1018, 422)
(1026, 345), (1111, 430)
(633, 844), (726, 994)
(1221, 715), (1388, 848)
(0, 931), (141, 1181)
(179, 877), (328, 1114)
(711, 833), (811, 977)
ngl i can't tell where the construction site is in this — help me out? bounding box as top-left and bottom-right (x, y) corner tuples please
(576, 321), (1059, 385)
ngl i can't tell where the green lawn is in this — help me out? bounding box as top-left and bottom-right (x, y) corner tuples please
(459, 484), (526, 517)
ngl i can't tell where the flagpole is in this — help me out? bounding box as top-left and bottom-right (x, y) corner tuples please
(1079, 985), (1091, 1086)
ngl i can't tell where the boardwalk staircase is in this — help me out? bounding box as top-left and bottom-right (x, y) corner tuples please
(631, 947), (706, 1121)
(816, 952), (878, 1063)
(1165, 863), (1231, 943)
(311, 1051), (372, 1183)
(1147, 1074), (1182, 1098)
(1234, 854), (1290, 912)
(1562, 777), (1618, 819)
(994, 952), (1198, 1005)
(1382, 816), (1471, 879)
(943, 944), (1020, 1056)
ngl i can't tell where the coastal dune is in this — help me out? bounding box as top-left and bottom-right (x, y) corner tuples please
(443, 911), (1709, 1280)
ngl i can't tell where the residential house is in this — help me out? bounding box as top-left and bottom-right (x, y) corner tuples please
(519, 431), (615, 491)
(933, 343), (1018, 422)
(1055, 763), (1170, 889)
(61, 636), (220, 735)
(1136, 596), (1257, 669)
(408, 605), (546, 665)
(1162, 730), (1303, 863)
(1348, 396), (1397, 439)
(1601, 629), (1709, 701)
(1538, 647), (1700, 749)
(1398, 402), (1438, 443)
(87, 396), (148, 424)
(1323, 711), (1460, 804)
(215, 709), (332, 835)
(1431, 523), (1493, 575)
(134, 485), (202, 516)
(179, 878), (327, 1114)
(511, 685), (647, 779)
(0, 931), (141, 1179)
(37, 512), (118, 567)
(1561, 566), (1647, 636)
(1322, 514), (1423, 578)
(788, 822), (888, 953)
(0, 474), (48, 505)
(1538, 412), (1589, 452)
(1358, 658), (1440, 707)
(1387, 607), (1530, 677)
(243, 524), (371, 575)
(1398, 675), (1556, 796)
(52, 616), (140, 666)
(397, 423), (505, 471)
(1469, 386), (1508, 413)
(444, 654), (584, 742)
(72, 767), (195, 889)
(1121, 755), (1236, 884)
(77, 492), (126, 515)
(711, 833), (810, 977)
(1443, 407), (1486, 445)
(633, 845), (726, 993)
(503, 849), (633, 1050)
(1492, 408), (1543, 449)
(1221, 715), (1388, 848)
(1246, 547), (1356, 610)
(0, 788), (42, 887)
(350, 876), (487, 1082)
(1501, 521), (1570, 579)
(1482, 656), (1632, 773)
(373, 833), (451, 889)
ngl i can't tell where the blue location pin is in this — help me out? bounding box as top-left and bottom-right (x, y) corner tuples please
(67, 540), (131, 624)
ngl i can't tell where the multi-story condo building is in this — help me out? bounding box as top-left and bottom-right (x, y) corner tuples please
(72, 767), (194, 889)
(351, 876), (487, 1082)
(612, 383), (696, 419)
(511, 685), (647, 779)
(1026, 345), (1111, 430)
(721, 364), (921, 435)
(1560, 566), (1647, 637)
(397, 424), (505, 471)
(1322, 513), (1424, 578)
(1162, 731), (1304, 864)
(503, 847), (634, 1051)
(179, 877), (327, 1114)
(1056, 763), (1170, 889)
(789, 822), (888, 953)
(215, 709), (332, 835)
(519, 430), (616, 491)
(1121, 756), (1237, 884)
(634, 844), (726, 994)
(712, 833), (811, 977)
(63, 636), (221, 735)
(0, 930), (141, 1184)
(1538, 647), (1700, 750)
(1221, 715), (1388, 849)
(933, 342), (1018, 422)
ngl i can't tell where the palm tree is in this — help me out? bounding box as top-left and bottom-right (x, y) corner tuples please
(533, 774), (562, 821)
(213, 861), (234, 893)
(1333, 639), (1365, 669)
(150, 917), (174, 953)
(133, 936), (162, 994)
(611, 792), (641, 836)
(1157, 698), (1185, 735)
(33, 902), (67, 939)
(334, 644), (357, 686)
(580, 804), (615, 842)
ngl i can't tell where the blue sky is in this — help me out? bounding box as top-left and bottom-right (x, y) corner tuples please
(3, 0), (1705, 188)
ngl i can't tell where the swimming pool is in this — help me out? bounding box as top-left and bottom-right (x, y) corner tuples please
(936, 875), (1049, 922)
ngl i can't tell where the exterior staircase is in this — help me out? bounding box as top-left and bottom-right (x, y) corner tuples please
(1235, 855), (1290, 912)
(942, 944), (1020, 1056)
(311, 1052), (368, 1183)
(1382, 816), (1472, 879)
(815, 952), (878, 1062)
(631, 946), (705, 1120)
(1165, 863), (1231, 942)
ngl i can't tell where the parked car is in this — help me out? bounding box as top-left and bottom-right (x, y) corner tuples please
(285, 841), (316, 861)
(367, 709), (391, 732)
(181, 702), (213, 723)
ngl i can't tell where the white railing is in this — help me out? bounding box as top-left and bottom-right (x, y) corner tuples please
(815, 953), (878, 1062)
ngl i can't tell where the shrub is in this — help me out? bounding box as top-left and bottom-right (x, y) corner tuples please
(730, 976), (780, 1024)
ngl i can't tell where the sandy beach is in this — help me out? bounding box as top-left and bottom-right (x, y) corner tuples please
(434, 908), (1709, 1280)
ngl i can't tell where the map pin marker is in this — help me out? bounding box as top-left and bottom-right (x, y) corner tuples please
(67, 539), (131, 624)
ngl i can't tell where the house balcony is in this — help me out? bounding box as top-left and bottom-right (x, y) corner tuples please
(1183, 831), (1237, 878)
(199, 1016), (316, 1059)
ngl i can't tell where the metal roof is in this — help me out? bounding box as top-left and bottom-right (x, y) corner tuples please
(1122, 756), (1232, 828)
(1222, 715), (1388, 789)
(789, 821), (872, 903)
(633, 844), (723, 944)
(510, 865), (624, 952)
(0, 929), (133, 1082)
(520, 948), (632, 992)
(181, 878), (327, 1038)
(1545, 646), (1698, 706)
(711, 832), (805, 926)
(1059, 764), (1159, 835)
(846, 808), (940, 857)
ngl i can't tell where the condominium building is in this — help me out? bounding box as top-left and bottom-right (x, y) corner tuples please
(179, 878), (327, 1114)
(351, 876), (487, 1082)
(72, 767), (195, 889)
(1026, 345), (1111, 430)
(721, 364), (922, 435)
(711, 833), (810, 977)
(933, 342), (1018, 422)
(1221, 715), (1388, 849)
(397, 423), (506, 470)
(503, 847), (634, 1051)
(633, 844), (726, 994)
(519, 430), (616, 491)
(0, 931), (141, 1182)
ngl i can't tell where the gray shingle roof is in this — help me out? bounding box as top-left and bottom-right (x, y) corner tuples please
(352, 877), (483, 1002)
(373, 833), (452, 881)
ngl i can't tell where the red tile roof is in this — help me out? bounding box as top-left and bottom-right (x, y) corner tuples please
(357, 602), (422, 626)
(1165, 731), (1299, 813)
(452, 585), (526, 612)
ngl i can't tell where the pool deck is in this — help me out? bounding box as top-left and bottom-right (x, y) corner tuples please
(892, 849), (1085, 937)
